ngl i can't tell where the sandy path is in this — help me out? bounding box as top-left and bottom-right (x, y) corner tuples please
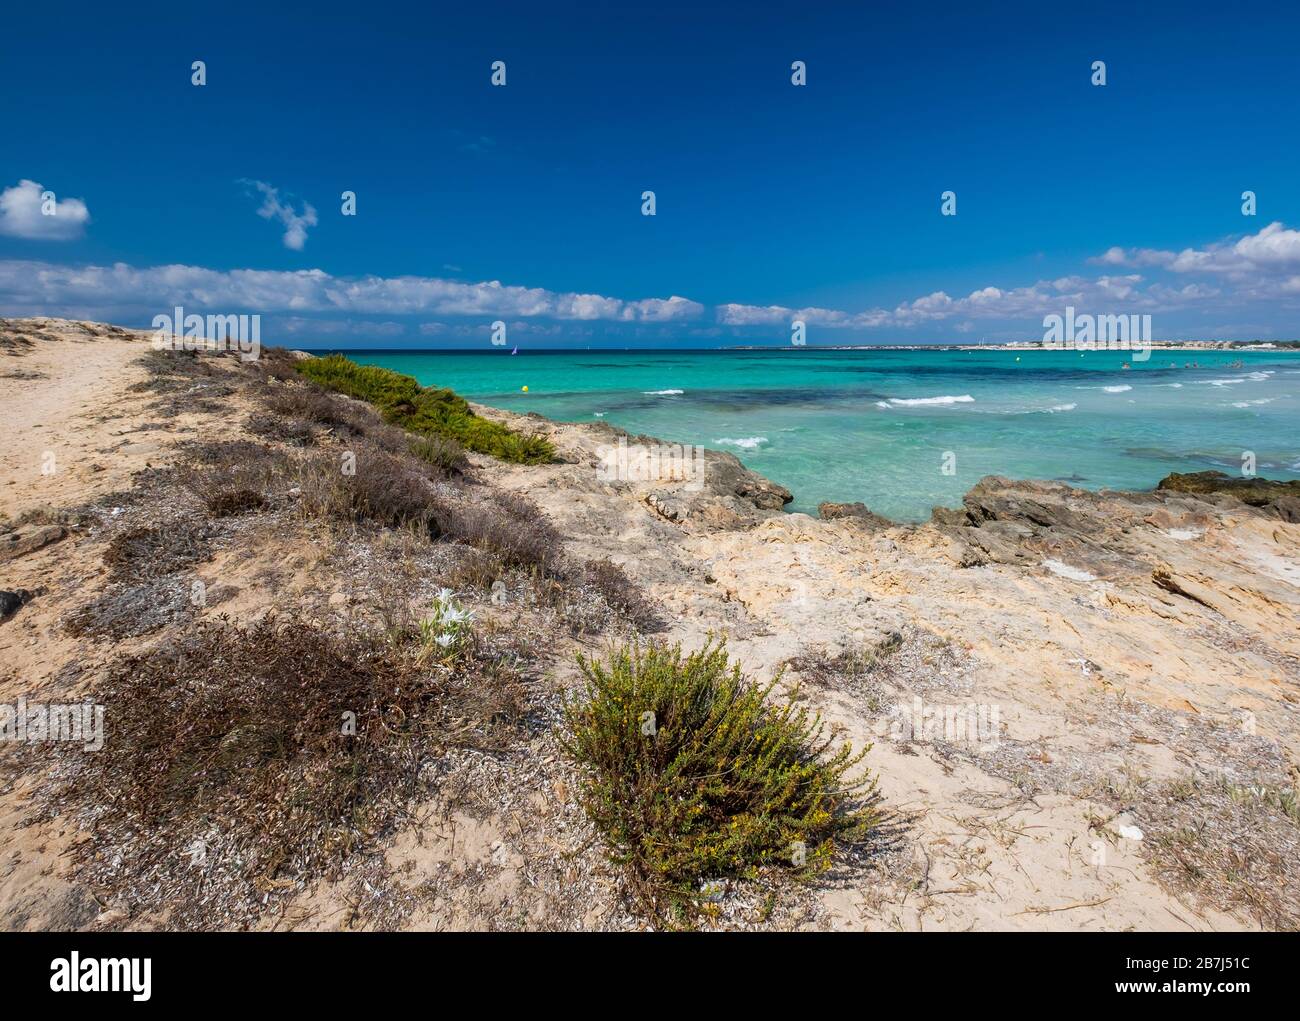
(1, 321), (154, 519)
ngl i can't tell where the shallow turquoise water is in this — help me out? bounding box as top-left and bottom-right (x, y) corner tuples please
(340, 347), (1300, 521)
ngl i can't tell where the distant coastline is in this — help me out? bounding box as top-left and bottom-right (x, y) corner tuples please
(291, 339), (1300, 354)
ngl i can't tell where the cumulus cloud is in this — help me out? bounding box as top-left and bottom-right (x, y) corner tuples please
(0, 259), (707, 327)
(717, 268), (1230, 331)
(240, 180), (318, 250)
(717, 303), (889, 328)
(620, 295), (704, 322)
(3, 219), (1294, 338)
(0, 179), (91, 240)
(1093, 222), (1300, 278)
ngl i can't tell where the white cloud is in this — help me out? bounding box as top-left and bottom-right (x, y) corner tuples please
(1093, 222), (1300, 279)
(717, 269), (1229, 331)
(0, 179), (90, 241)
(3, 220), (1295, 338)
(620, 295), (704, 322)
(716, 303), (889, 328)
(240, 180), (318, 250)
(0, 259), (708, 326)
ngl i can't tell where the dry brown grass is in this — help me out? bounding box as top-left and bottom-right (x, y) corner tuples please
(102, 523), (213, 581)
(296, 442), (447, 531)
(246, 412), (317, 446)
(433, 491), (564, 574)
(60, 614), (529, 927)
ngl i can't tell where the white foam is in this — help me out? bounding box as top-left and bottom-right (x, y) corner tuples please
(1046, 402), (1077, 413)
(713, 436), (769, 450)
(1231, 397), (1277, 408)
(1043, 558), (1097, 582)
(643, 389), (684, 395)
(1102, 384), (1132, 393)
(886, 394), (975, 406)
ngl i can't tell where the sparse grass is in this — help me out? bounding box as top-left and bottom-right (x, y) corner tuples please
(65, 614), (528, 924)
(295, 442), (445, 531)
(296, 354), (554, 464)
(434, 492), (564, 573)
(575, 559), (665, 633)
(246, 412), (316, 446)
(562, 640), (877, 926)
(1140, 776), (1300, 930)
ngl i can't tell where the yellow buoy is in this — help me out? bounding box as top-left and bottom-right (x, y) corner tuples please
(521, 385), (529, 392)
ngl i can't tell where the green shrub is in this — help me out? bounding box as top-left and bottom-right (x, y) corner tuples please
(296, 355), (554, 465)
(562, 640), (877, 925)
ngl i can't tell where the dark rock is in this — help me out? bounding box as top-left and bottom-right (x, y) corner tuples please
(0, 525), (67, 563)
(704, 453), (793, 510)
(819, 501), (895, 529)
(0, 588), (36, 622)
(1157, 471), (1300, 522)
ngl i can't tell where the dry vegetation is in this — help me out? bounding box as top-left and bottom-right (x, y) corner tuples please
(21, 344), (682, 928)
(59, 614), (530, 927)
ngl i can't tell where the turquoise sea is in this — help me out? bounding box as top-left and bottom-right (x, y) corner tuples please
(343, 347), (1300, 522)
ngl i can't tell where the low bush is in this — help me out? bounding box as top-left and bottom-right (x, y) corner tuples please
(408, 433), (467, 476)
(296, 354), (554, 464)
(102, 523), (212, 582)
(562, 640), (877, 925)
(206, 487), (269, 517)
(433, 492), (563, 573)
(296, 443), (444, 531)
(246, 412), (316, 446)
(70, 615), (527, 914)
(578, 559), (664, 632)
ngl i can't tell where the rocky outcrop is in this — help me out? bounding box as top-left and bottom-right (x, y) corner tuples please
(0, 525), (67, 563)
(468, 409), (792, 528)
(1157, 470), (1300, 522)
(926, 472), (1300, 658)
(818, 501), (894, 530)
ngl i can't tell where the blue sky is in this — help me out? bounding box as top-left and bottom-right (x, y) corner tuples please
(2, 0), (1298, 347)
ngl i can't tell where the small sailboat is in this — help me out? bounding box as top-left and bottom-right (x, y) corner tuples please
(510, 345), (518, 355)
